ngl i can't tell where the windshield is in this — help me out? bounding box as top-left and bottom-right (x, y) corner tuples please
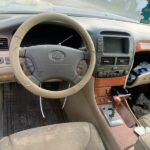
(0, 0), (150, 24)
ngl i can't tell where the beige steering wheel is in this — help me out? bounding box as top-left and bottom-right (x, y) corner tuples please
(9, 13), (96, 99)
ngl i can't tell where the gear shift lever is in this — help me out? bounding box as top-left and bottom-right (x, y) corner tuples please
(101, 88), (131, 127)
(110, 88), (131, 118)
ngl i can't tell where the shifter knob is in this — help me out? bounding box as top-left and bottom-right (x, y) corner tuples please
(113, 94), (131, 109)
(113, 96), (122, 109)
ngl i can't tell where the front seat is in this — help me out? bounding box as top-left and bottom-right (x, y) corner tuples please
(139, 114), (150, 127)
(0, 122), (105, 150)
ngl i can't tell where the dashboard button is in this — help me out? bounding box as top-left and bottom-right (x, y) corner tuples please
(124, 70), (128, 75)
(98, 72), (103, 77)
(0, 57), (4, 64)
(25, 58), (34, 73)
(112, 66), (118, 70)
(5, 57), (10, 64)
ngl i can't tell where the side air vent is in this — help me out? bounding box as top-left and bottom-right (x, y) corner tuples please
(116, 57), (130, 65)
(0, 38), (9, 49)
(101, 57), (115, 65)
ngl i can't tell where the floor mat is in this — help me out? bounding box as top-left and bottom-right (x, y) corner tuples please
(3, 83), (68, 136)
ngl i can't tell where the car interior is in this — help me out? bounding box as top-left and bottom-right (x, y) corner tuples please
(0, 1), (150, 150)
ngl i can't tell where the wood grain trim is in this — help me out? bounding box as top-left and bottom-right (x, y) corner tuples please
(96, 97), (112, 105)
(136, 40), (150, 52)
(95, 77), (126, 104)
(95, 87), (111, 97)
(95, 76), (126, 87)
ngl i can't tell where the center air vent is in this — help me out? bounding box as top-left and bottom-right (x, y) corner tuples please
(101, 57), (115, 65)
(0, 38), (9, 49)
(117, 57), (130, 65)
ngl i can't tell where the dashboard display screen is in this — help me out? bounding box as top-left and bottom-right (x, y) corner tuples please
(103, 37), (129, 54)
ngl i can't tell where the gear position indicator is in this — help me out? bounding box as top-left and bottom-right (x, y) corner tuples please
(100, 104), (124, 127)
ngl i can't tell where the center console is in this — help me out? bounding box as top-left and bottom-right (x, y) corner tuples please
(94, 30), (137, 149)
(95, 83), (138, 149)
(95, 30), (134, 78)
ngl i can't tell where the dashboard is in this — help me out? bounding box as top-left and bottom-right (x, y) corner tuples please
(0, 14), (150, 83)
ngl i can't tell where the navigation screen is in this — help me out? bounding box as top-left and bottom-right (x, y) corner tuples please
(103, 37), (129, 54)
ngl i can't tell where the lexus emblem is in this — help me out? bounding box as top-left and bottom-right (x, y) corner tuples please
(49, 50), (65, 62)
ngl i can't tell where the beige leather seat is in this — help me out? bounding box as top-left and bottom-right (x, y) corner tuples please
(0, 122), (105, 150)
(139, 114), (150, 127)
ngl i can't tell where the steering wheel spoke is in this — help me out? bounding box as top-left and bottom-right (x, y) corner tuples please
(19, 47), (26, 57)
(28, 75), (41, 86)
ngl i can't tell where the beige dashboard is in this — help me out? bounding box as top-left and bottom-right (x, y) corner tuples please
(0, 35), (14, 82)
(0, 14), (150, 85)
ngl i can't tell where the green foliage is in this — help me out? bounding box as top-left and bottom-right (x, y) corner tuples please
(141, 2), (150, 23)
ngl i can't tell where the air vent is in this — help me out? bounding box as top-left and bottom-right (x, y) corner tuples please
(117, 57), (130, 65)
(0, 38), (9, 49)
(100, 31), (130, 36)
(101, 57), (115, 65)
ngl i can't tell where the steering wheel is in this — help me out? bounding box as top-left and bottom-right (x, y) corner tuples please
(9, 13), (96, 99)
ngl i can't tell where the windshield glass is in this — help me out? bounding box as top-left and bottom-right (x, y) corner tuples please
(0, 0), (150, 25)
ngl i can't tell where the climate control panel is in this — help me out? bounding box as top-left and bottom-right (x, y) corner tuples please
(97, 69), (128, 78)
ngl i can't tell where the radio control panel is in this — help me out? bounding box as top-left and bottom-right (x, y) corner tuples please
(95, 30), (134, 78)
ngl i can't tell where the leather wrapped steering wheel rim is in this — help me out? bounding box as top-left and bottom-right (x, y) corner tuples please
(9, 13), (96, 99)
